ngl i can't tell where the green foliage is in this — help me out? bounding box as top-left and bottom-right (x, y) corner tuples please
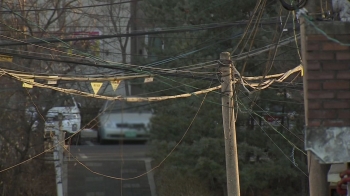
(142, 0), (307, 195)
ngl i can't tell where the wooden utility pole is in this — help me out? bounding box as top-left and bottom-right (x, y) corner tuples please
(54, 113), (64, 196)
(219, 52), (240, 196)
(299, 7), (329, 194)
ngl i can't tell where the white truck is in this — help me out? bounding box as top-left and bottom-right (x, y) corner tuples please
(44, 97), (82, 144)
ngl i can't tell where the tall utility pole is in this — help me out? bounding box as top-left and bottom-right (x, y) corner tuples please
(300, 0), (329, 192)
(54, 113), (64, 196)
(219, 52), (240, 196)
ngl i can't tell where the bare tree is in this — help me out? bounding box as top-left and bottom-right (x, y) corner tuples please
(0, 0), (101, 195)
(80, 0), (147, 96)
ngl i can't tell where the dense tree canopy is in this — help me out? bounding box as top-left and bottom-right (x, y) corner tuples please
(141, 0), (307, 195)
(0, 0), (307, 195)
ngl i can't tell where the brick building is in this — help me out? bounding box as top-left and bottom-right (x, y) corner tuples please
(302, 20), (350, 195)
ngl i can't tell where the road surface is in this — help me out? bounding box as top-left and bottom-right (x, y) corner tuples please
(66, 142), (156, 196)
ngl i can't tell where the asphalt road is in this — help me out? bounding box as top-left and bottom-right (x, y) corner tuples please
(66, 142), (156, 196)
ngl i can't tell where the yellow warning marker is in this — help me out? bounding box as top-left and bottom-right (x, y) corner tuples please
(91, 82), (103, 94)
(144, 77), (153, 83)
(0, 55), (13, 62)
(23, 79), (34, 88)
(47, 80), (57, 85)
(47, 76), (58, 84)
(110, 80), (121, 91)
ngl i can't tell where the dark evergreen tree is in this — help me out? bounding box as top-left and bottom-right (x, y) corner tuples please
(141, 0), (308, 195)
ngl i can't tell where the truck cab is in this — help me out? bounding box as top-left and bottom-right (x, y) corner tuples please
(45, 97), (82, 144)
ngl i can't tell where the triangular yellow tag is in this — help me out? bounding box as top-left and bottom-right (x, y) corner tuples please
(47, 80), (57, 85)
(91, 82), (103, 94)
(110, 80), (121, 91)
(0, 55), (13, 62)
(144, 77), (153, 83)
(47, 76), (58, 84)
(23, 79), (34, 88)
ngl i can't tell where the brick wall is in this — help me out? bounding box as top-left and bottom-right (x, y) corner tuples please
(303, 21), (350, 196)
(304, 22), (350, 128)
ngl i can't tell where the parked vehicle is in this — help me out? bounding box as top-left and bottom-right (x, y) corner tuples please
(97, 100), (153, 143)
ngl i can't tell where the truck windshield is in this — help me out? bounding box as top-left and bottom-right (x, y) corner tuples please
(104, 101), (152, 113)
(46, 114), (78, 122)
(51, 98), (76, 107)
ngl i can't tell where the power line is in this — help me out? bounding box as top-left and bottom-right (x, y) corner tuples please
(5, 71), (221, 101)
(0, 4), (302, 99)
(0, 62), (304, 177)
(0, 35), (301, 81)
(0, 50), (217, 80)
(237, 97), (308, 177)
(232, 35), (300, 61)
(0, 0), (141, 13)
(0, 21), (294, 47)
(0, 6), (297, 73)
(1, 64), (302, 102)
